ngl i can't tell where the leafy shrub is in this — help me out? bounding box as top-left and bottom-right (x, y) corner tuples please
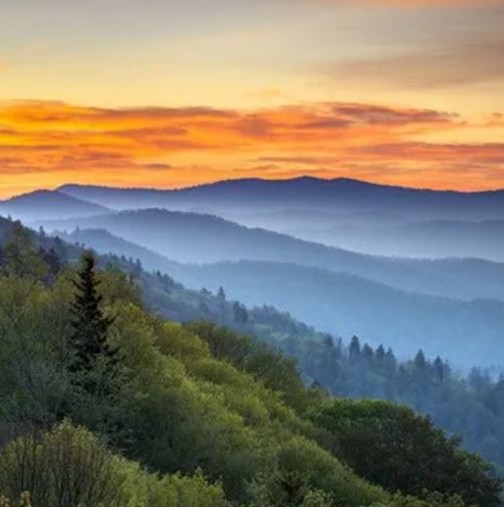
(0, 421), (226, 507)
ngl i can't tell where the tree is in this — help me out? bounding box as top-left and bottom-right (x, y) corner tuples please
(131, 258), (142, 279)
(39, 247), (62, 285)
(362, 344), (374, 363)
(414, 349), (427, 370)
(433, 356), (446, 383)
(349, 336), (361, 361)
(233, 301), (248, 325)
(312, 399), (503, 507)
(69, 252), (117, 376)
(3, 222), (48, 279)
(376, 345), (386, 361)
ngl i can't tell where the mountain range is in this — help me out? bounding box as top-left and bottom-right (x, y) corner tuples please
(3, 176), (504, 368)
(40, 208), (504, 302)
(57, 178), (504, 222)
(55, 178), (504, 262)
(287, 219), (504, 261)
(57, 226), (504, 367)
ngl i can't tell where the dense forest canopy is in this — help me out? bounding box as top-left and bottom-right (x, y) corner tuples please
(0, 218), (502, 506)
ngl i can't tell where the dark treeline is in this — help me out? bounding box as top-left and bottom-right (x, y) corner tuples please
(280, 335), (504, 472)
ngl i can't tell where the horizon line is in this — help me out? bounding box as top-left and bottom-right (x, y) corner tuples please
(4, 175), (504, 201)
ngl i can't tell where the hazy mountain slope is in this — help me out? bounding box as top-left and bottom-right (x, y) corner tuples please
(0, 190), (109, 222)
(57, 178), (504, 261)
(174, 260), (504, 367)
(0, 217), (327, 351)
(55, 227), (504, 367)
(290, 219), (504, 261)
(59, 177), (504, 220)
(38, 209), (504, 302)
(58, 227), (185, 276)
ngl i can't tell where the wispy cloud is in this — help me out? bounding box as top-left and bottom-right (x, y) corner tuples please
(321, 1), (504, 91)
(0, 99), (503, 195)
(336, 38), (504, 89)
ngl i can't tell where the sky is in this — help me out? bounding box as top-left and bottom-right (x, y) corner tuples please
(1, 0), (504, 197)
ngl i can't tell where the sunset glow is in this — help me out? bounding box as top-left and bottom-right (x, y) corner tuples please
(1, 0), (503, 196)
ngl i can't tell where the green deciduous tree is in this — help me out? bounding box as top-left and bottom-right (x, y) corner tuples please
(312, 399), (503, 507)
(2, 223), (48, 280)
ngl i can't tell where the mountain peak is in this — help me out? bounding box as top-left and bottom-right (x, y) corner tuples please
(0, 189), (109, 222)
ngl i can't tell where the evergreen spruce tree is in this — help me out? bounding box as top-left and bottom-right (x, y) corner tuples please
(376, 345), (386, 362)
(349, 336), (361, 361)
(414, 349), (427, 370)
(433, 356), (445, 383)
(69, 252), (117, 375)
(362, 344), (374, 364)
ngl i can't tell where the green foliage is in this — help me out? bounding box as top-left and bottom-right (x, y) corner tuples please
(108, 310), (381, 504)
(0, 421), (226, 507)
(0, 492), (33, 507)
(311, 399), (502, 507)
(46, 221), (504, 472)
(0, 222), (501, 507)
(373, 492), (466, 507)
(185, 322), (323, 414)
(1, 222), (48, 280)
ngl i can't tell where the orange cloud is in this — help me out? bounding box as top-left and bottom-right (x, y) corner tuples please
(0, 99), (503, 196)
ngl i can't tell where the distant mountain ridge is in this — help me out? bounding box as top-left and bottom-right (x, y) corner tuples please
(6, 180), (504, 368)
(287, 219), (504, 261)
(57, 177), (504, 221)
(0, 189), (110, 222)
(37, 208), (504, 302)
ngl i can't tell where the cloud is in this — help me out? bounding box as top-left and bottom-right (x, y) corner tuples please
(356, 142), (504, 165)
(328, 27), (504, 89)
(256, 156), (342, 165)
(348, 46), (504, 89)
(0, 99), (503, 194)
(143, 163), (172, 171)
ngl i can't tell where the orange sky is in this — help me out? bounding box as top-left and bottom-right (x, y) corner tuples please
(1, 99), (503, 197)
(1, 0), (504, 197)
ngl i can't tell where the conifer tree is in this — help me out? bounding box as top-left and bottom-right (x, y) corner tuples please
(349, 336), (361, 361)
(376, 345), (386, 361)
(69, 252), (117, 374)
(414, 349), (427, 370)
(433, 356), (445, 383)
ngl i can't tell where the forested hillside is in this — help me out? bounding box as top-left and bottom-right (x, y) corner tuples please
(52, 227), (504, 366)
(0, 217), (502, 506)
(3, 217), (504, 474)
